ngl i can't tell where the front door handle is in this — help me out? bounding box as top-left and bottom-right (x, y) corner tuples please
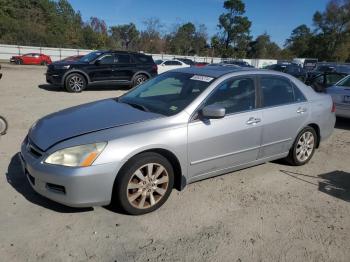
(297, 107), (307, 114)
(246, 117), (261, 125)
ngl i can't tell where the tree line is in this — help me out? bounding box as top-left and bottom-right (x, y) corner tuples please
(0, 0), (349, 61)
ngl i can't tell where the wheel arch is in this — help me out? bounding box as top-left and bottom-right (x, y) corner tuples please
(307, 123), (320, 148)
(62, 70), (90, 85)
(115, 148), (186, 192)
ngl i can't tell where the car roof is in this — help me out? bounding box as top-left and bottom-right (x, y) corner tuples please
(172, 65), (255, 78)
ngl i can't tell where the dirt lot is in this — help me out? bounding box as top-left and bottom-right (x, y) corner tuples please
(0, 64), (350, 262)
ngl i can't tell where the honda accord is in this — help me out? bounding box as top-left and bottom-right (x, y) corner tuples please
(20, 66), (335, 215)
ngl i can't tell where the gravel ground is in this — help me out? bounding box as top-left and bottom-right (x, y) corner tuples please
(0, 64), (350, 262)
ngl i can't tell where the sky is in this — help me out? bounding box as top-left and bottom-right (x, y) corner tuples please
(69, 0), (330, 47)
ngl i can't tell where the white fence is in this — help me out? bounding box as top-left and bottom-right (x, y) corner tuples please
(0, 44), (277, 68)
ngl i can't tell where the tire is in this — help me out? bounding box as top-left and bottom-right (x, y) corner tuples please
(132, 74), (148, 87)
(15, 59), (22, 65)
(0, 116), (8, 135)
(64, 73), (87, 93)
(113, 152), (174, 215)
(286, 126), (317, 166)
(41, 61), (47, 66)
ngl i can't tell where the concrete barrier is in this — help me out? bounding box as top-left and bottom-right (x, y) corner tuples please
(0, 44), (277, 67)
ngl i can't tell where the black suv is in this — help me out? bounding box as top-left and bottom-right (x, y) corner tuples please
(46, 51), (157, 92)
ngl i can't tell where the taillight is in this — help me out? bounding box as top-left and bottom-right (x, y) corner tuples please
(331, 102), (336, 113)
(152, 64), (158, 73)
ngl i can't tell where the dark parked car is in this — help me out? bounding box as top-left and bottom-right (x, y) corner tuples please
(0, 64), (2, 79)
(46, 51), (158, 92)
(222, 60), (254, 67)
(264, 63), (289, 72)
(305, 72), (348, 92)
(266, 63), (307, 81)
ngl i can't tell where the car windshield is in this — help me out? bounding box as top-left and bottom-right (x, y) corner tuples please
(79, 51), (103, 62)
(118, 72), (215, 116)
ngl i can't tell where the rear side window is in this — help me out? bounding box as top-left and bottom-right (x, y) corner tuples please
(261, 76), (305, 107)
(134, 54), (153, 64)
(115, 54), (131, 64)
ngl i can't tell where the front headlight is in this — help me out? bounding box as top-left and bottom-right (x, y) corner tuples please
(45, 142), (107, 167)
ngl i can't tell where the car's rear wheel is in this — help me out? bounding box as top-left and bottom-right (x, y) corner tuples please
(286, 126), (317, 166)
(0, 116), (8, 135)
(15, 59), (22, 65)
(132, 74), (148, 87)
(41, 61), (47, 66)
(65, 73), (86, 93)
(113, 152), (174, 215)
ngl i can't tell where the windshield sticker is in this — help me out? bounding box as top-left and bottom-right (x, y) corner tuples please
(190, 75), (214, 82)
(169, 106), (178, 111)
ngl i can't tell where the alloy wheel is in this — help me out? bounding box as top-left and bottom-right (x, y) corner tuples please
(296, 131), (315, 162)
(68, 75), (84, 92)
(127, 163), (169, 209)
(136, 75), (147, 85)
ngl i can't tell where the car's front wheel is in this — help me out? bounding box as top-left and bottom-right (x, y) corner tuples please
(286, 126), (317, 166)
(113, 152), (174, 215)
(65, 73), (87, 92)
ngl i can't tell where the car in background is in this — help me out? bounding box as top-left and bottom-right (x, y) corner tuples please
(0, 64), (2, 79)
(264, 63), (289, 72)
(157, 59), (190, 74)
(327, 75), (350, 118)
(266, 63), (307, 81)
(61, 55), (84, 62)
(20, 66), (335, 214)
(177, 58), (195, 66)
(194, 62), (209, 67)
(222, 60), (254, 68)
(46, 50), (157, 92)
(303, 58), (318, 72)
(305, 72), (348, 92)
(10, 53), (52, 65)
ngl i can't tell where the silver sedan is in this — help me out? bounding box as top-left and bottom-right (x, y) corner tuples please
(326, 75), (350, 118)
(20, 66), (335, 215)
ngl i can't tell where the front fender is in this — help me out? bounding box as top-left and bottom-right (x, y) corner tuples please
(62, 69), (91, 85)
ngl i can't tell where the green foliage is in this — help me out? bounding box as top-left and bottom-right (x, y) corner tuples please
(285, 0), (350, 61)
(216, 0), (252, 58)
(248, 33), (281, 59)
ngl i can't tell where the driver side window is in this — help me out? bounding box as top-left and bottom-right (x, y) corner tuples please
(99, 54), (116, 65)
(204, 77), (256, 115)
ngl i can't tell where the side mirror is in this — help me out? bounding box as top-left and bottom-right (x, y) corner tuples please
(200, 105), (225, 119)
(94, 60), (101, 66)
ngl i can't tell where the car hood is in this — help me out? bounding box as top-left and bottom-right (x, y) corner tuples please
(29, 99), (164, 151)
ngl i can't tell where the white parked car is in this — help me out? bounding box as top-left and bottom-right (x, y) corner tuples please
(156, 59), (190, 74)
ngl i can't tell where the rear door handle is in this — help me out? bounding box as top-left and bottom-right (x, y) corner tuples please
(246, 117), (261, 125)
(297, 107), (307, 114)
